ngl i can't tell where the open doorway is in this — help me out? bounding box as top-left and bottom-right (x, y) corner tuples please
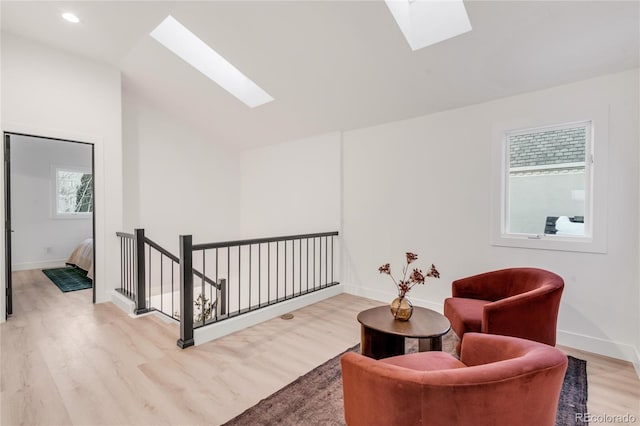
(4, 133), (95, 319)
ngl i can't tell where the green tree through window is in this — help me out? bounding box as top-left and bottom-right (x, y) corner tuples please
(55, 169), (93, 215)
(75, 174), (93, 212)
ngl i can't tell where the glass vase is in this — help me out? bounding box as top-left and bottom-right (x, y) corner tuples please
(390, 295), (413, 321)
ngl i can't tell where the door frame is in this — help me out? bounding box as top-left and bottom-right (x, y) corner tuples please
(4, 134), (12, 318)
(4, 132), (97, 318)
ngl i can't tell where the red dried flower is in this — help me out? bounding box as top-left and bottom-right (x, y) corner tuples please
(426, 264), (440, 279)
(378, 263), (391, 275)
(410, 268), (425, 284)
(406, 252), (418, 264)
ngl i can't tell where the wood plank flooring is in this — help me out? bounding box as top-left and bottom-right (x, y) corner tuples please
(2, 269), (639, 425)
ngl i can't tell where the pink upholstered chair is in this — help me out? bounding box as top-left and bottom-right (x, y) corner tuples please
(341, 333), (568, 426)
(443, 268), (563, 349)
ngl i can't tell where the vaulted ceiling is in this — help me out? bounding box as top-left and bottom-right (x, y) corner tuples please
(2, 1), (639, 149)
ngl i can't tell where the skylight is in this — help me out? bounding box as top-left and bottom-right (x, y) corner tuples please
(385, 0), (472, 51)
(61, 12), (80, 24)
(150, 15), (274, 108)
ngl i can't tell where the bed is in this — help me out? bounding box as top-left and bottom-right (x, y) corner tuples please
(66, 238), (94, 280)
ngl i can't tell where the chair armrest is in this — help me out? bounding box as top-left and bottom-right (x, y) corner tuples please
(460, 333), (541, 366)
(452, 269), (512, 300)
(481, 285), (563, 346)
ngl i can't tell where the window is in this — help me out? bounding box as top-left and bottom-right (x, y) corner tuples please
(505, 121), (591, 238)
(54, 168), (93, 217)
(491, 113), (607, 254)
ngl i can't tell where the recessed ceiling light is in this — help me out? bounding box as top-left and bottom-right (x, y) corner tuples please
(150, 15), (274, 108)
(385, 0), (472, 50)
(61, 12), (80, 24)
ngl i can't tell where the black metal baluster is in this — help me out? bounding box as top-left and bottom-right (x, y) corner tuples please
(122, 238), (126, 295)
(202, 250), (206, 326)
(238, 246), (241, 315)
(258, 244), (261, 307)
(130, 239), (134, 298)
(249, 244), (252, 310)
(276, 242), (279, 301)
(325, 236), (328, 287)
(299, 239), (302, 295)
(216, 248), (223, 316)
(119, 238), (123, 294)
(331, 235), (334, 283)
(148, 243), (151, 310)
(319, 237), (323, 287)
(268, 243), (271, 304)
(306, 239), (309, 292)
(171, 260), (174, 318)
(227, 246), (230, 317)
(209, 253), (213, 317)
(160, 252), (164, 313)
(126, 239), (130, 297)
(130, 239), (133, 297)
(284, 240), (287, 299)
(126, 238), (129, 296)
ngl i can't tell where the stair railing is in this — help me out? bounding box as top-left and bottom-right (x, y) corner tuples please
(177, 231), (339, 348)
(118, 229), (338, 349)
(116, 229), (223, 322)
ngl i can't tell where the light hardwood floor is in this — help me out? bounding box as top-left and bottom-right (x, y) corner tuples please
(1, 269), (639, 425)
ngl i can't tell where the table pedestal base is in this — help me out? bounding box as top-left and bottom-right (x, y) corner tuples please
(361, 326), (404, 359)
(419, 336), (442, 352)
(361, 326), (445, 359)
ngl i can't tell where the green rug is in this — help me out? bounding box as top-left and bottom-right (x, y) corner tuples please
(42, 267), (92, 292)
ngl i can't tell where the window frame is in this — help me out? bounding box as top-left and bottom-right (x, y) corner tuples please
(51, 165), (93, 220)
(490, 108), (608, 254)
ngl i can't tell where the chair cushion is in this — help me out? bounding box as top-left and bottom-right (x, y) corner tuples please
(444, 297), (489, 337)
(380, 351), (466, 371)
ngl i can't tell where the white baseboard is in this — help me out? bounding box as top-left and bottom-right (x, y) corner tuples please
(558, 330), (640, 372)
(12, 259), (67, 271)
(193, 285), (345, 346)
(110, 290), (180, 324)
(559, 331), (640, 379)
(111, 290), (135, 315)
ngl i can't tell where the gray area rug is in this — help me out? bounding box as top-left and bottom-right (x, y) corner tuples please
(223, 332), (587, 426)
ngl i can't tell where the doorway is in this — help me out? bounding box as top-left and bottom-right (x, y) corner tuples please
(4, 132), (96, 319)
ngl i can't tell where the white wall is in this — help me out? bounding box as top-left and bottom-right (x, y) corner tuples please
(240, 132), (341, 238)
(342, 69), (639, 363)
(1, 32), (123, 314)
(10, 135), (92, 270)
(122, 89), (241, 254)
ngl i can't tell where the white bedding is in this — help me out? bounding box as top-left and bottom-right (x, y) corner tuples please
(66, 238), (94, 280)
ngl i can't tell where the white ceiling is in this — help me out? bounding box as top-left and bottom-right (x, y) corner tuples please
(2, 1), (639, 149)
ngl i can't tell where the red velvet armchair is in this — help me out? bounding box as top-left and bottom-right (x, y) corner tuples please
(341, 333), (568, 426)
(443, 268), (564, 348)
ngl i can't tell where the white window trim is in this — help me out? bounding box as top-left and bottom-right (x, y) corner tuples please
(490, 107), (608, 254)
(51, 165), (93, 220)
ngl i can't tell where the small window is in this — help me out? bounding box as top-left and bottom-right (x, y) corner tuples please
(54, 168), (93, 217)
(504, 121), (592, 238)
